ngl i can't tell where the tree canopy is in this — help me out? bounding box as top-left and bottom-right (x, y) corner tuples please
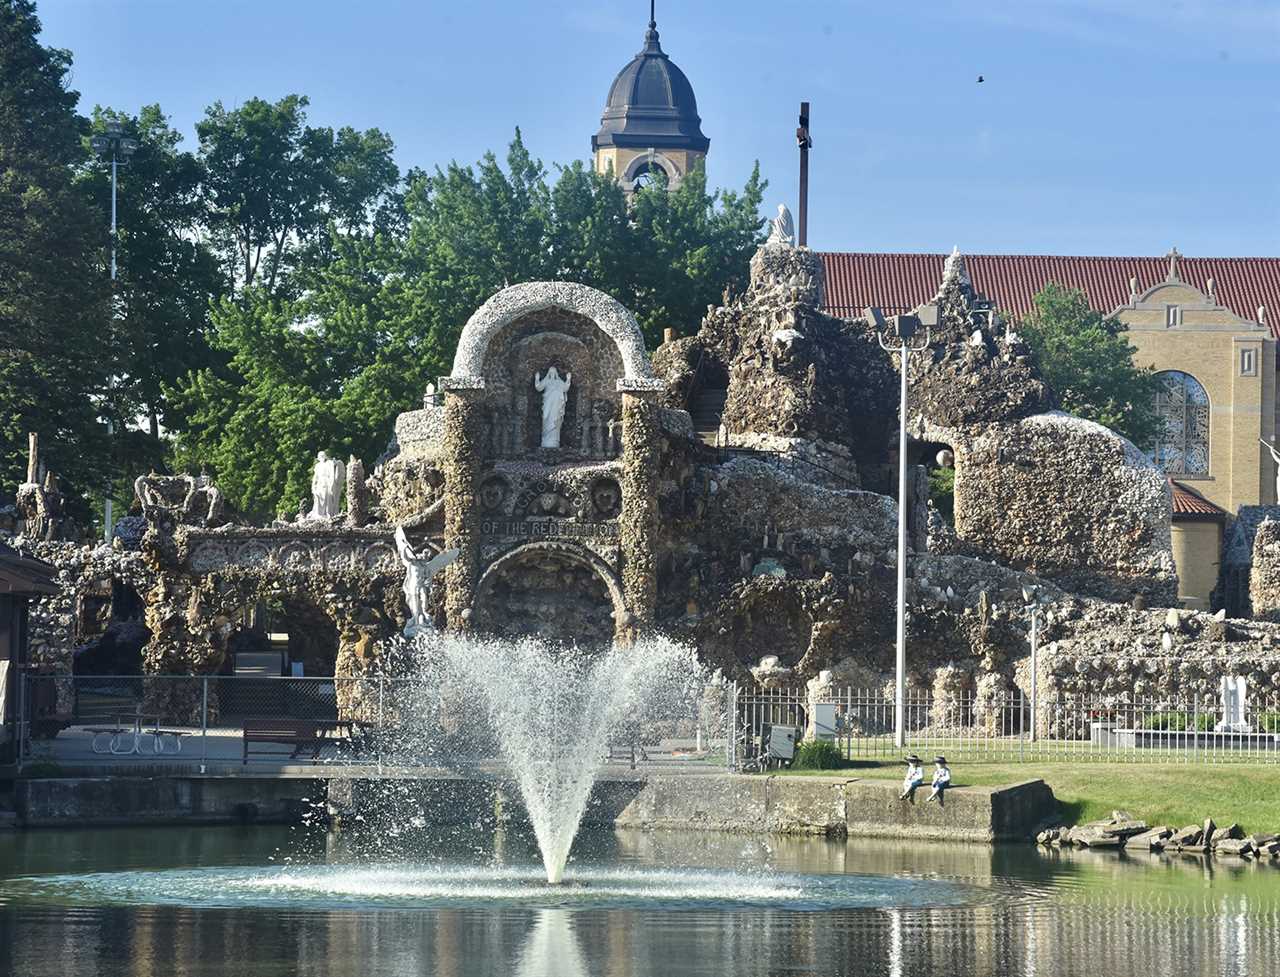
(169, 132), (766, 519)
(0, 0), (110, 517)
(1020, 283), (1163, 448)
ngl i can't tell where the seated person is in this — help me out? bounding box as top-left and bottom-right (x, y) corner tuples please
(926, 756), (952, 803)
(899, 754), (924, 800)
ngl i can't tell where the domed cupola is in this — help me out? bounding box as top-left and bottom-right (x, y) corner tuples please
(592, 4), (709, 193)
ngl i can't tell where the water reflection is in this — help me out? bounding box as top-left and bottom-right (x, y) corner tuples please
(515, 912), (588, 977)
(1, 825), (1278, 977)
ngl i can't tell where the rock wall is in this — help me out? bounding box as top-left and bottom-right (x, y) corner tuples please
(1249, 518), (1280, 622)
(21, 541), (155, 670)
(937, 412), (1177, 604)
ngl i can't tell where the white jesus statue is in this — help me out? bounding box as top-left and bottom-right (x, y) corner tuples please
(534, 366), (572, 448)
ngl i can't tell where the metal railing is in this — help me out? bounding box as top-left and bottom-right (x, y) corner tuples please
(11, 672), (728, 775)
(729, 685), (1280, 768)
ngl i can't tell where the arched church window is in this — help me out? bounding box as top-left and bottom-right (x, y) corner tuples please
(1151, 370), (1210, 475)
(629, 161), (666, 190)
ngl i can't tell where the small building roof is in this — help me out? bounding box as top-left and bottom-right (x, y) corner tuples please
(0, 542), (57, 595)
(819, 252), (1280, 338)
(1169, 480), (1228, 521)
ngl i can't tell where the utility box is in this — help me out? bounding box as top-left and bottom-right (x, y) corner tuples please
(812, 703), (837, 742)
(763, 724), (797, 762)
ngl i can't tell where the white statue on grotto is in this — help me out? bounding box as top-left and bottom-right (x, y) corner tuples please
(394, 526), (459, 636)
(535, 366), (572, 448)
(306, 451), (345, 521)
(767, 204), (795, 247)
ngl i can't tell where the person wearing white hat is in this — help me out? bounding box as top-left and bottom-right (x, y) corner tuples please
(900, 754), (924, 800)
(927, 756), (952, 804)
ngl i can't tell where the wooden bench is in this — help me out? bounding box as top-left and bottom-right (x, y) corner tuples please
(242, 719), (355, 764)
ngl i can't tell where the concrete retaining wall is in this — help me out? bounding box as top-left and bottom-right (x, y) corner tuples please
(16, 776), (321, 827)
(615, 775), (1056, 842)
(14, 772), (1057, 842)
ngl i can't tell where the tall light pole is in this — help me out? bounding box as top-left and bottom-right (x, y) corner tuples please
(1022, 585), (1043, 742)
(877, 312), (931, 748)
(90, 120), (138, 543)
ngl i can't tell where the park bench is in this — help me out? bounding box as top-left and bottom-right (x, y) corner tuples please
(242, 718), (355, 764)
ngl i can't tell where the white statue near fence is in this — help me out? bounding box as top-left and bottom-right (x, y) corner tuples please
(535, 367), (572, 448)
(306, 451), (345, 521)
(1216, 675), (1249, 733)
(394, 526), (459, 635)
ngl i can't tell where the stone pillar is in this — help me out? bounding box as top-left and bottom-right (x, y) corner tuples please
(619, 389), (661, 632)
(442, 390), (482, 630)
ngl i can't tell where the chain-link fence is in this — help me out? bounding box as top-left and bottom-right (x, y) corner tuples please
(729, 685), (1280, 769)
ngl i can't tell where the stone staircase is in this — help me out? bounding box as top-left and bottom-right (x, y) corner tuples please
(690, 388), (728, 446)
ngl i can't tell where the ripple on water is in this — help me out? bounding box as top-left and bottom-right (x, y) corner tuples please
(6, 863), (999, 913)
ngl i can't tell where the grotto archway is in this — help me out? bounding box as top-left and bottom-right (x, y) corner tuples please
(471, 541), (628, 647)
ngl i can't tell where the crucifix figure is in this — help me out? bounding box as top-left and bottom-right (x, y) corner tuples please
(534, 367), (572, 448)
(796, 101), (812, 247)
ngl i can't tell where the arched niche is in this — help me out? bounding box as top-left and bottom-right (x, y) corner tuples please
(471, 541), (628, 646)
(443, 281), (662, 392)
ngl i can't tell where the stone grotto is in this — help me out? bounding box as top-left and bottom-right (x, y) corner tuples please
(10, 238), (1280, 718)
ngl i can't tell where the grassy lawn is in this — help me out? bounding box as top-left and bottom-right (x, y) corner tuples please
(786, 760), (1280, 831)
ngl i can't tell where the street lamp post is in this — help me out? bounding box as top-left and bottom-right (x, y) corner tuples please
(877, 313), (931, 749)
(90, 121), (138, 544)
(1022, 585), (1042, 742)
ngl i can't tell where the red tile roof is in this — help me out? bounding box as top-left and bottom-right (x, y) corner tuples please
(819, 252), (1280, 339)
(1169, 480), (1228, 520)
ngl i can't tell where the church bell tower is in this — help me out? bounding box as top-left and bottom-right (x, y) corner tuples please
(592, 3), (709, 194)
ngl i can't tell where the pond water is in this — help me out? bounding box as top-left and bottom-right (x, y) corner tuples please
(1, 824), (1277, 977)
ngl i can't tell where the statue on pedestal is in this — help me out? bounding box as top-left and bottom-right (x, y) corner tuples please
(534, 367), (572, 448)
(394, 526), (459, 636)
(307, 451), (345, 521)
(767, 204), (795, 247)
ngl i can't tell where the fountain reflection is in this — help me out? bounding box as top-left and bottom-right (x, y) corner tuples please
(515, 911), (589, 977)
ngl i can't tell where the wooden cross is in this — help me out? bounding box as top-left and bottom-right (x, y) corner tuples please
(797, 102), (812, 247)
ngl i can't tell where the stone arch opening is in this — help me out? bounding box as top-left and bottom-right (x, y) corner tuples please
(444, 281), (661, 390)
(471, 542), (627, 647)
(914, 439), (957, 526)
(71, 579), (151, 676)
(220, 593), (340, 678)
(622, 151), (681, 190)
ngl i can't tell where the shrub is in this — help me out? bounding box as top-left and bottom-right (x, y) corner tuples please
(1141, 711), (1215, 732)
(1258, 711), (1280, 734)
(791, 739), (844, 770)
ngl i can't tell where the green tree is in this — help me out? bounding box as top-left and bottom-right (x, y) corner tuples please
(196, 94), (399, 297)
(79, 106), (226, 446)
(0, 0), (111, 516)
(1020, 283), (1163, 447)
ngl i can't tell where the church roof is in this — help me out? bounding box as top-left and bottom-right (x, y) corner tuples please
(592, 14), (709, 154)
(819, 252), (1280, 339)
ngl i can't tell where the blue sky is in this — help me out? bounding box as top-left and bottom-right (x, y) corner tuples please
(37, 0), (1280, 255)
